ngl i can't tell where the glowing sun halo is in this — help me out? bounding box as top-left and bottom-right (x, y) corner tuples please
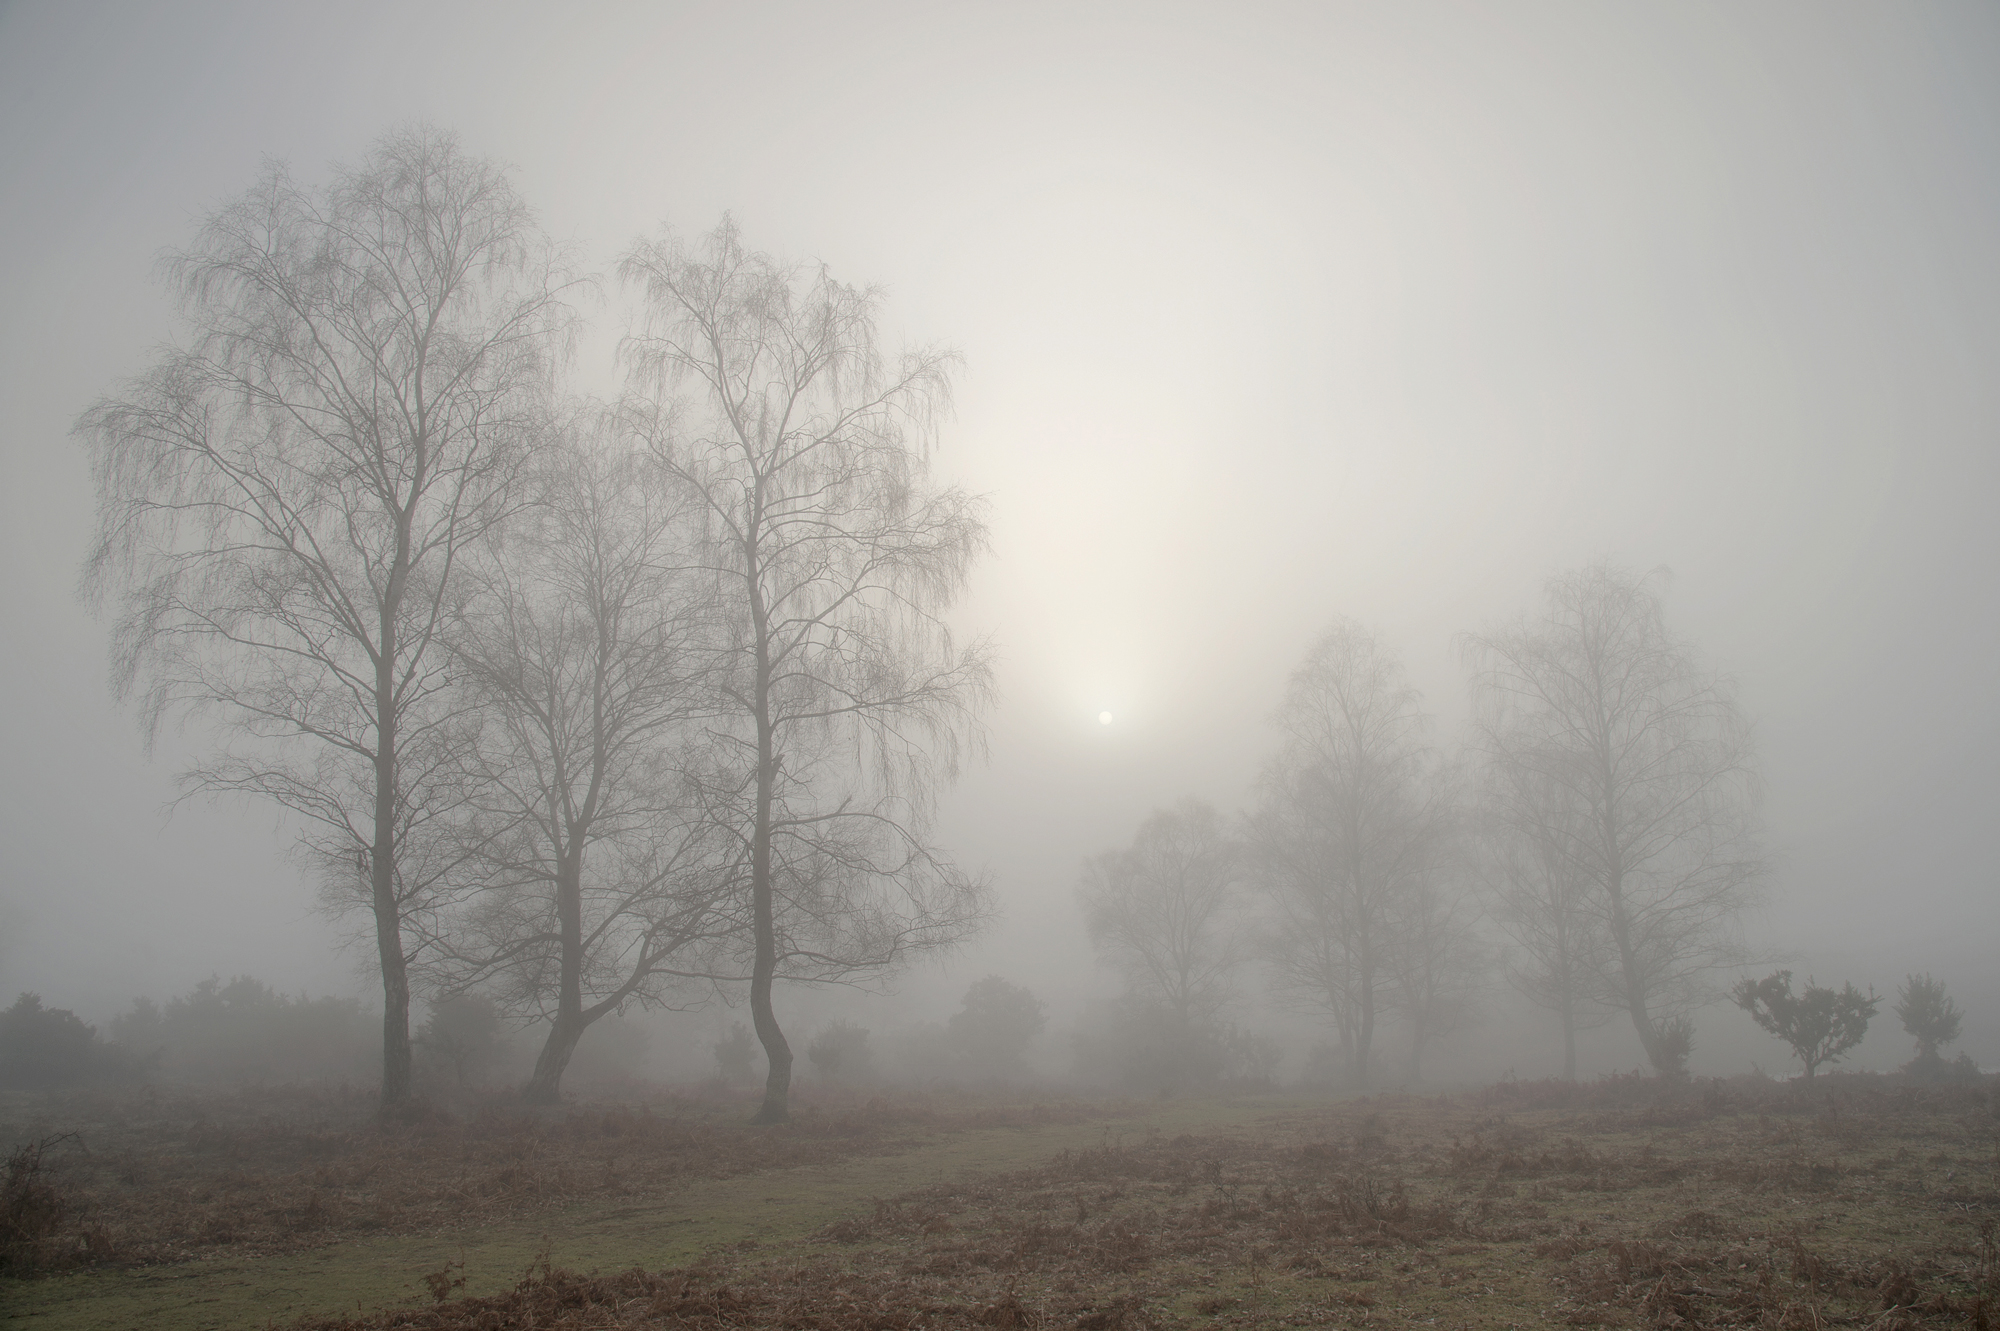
(1098, 711), (1114, 725)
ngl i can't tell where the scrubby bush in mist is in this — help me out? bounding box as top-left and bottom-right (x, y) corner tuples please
(1653, 1014), (1695, 1078)
(1894, 973), (1968, 1081)
(416, 996), (505, 1087)
(1732, 970), (1878, 1080)
(947, 976), (1047, 1079)
(0, 995), (148, 1089)
(805, 1021), (875, 1084)
(1219, 1024), (1284, 1084)
(107, 976), (377, 1086)
(713, 1022), (757, 1083)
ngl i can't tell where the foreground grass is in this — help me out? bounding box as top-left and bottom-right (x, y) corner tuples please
(6, 1076), (1999, 1330)
(0, 1088), (1275, 1329)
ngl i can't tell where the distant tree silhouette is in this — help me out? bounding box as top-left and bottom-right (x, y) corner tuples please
(1464, 564), (1765, 1076)
(1251, 623), (1450, 1087)
(1733, 970), (1877, 1079)
(947, 976), (1046, 1079)
(1082, 799), (1244, 1045)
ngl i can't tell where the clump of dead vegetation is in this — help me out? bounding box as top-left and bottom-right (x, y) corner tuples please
(2, 1132), (105, 1274)
(0, 1083), (1101, 1276)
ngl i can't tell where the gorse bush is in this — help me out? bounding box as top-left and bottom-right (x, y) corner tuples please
(1733, 971), (1878, 1080)
(1893, 974), (1967, 1081)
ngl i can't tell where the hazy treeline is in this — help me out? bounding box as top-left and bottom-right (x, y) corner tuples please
(74, 126), (987, 1118)
(0, 980), (373, 1088)
(0, 969), (1051, 1096)
(1072, 565), (1976, 1094)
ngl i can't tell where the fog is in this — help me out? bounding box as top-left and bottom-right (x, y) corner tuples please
(3, 1), (1997, 1092)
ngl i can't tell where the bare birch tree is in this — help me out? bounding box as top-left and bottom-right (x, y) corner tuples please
(1462, 563), (1764, 1076)
(426, 426), (732, 1102)
(1382, 791), (1486, 1086)
(1251, 622), (1446, 1087)
(618, 218), (993, 1123)
(75, 127), (575, 1108)
(1080, 799), (1244, 1039)
(1475, 765), (1609, 1079)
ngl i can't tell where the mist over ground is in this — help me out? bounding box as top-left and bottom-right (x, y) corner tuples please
(3, 1), (1997, 1095)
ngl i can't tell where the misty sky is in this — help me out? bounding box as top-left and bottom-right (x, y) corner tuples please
(2, 2), (1996, 1072)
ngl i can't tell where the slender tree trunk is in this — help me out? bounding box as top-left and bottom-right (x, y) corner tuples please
(746, 560), (793, 1124)
(1354, 932), (1375, 1088)
(524, 1012), (584, 1102)
(1560, 997), (1578, 1082)
(1607, 879), (1664, 1072)
(1554, 911), (1580, 1081)
(748, 729), (792, 1121)
(372, 845), (412, 1110)
(523, 849), (586, 1104)
(373, 603), (412, 1112)
(1597, 788), (1665, 1073)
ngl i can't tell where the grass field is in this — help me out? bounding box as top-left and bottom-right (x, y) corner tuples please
(5, 1075), (1997, 1330)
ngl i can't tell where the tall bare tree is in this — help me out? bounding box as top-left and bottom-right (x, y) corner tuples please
(76, 127), (575, 1108)
(427, 426), (732, 1102)
(1476, 765), (1608, 1080)
(1080, 799), (1244, 1039)
(1462, 563), (1764, 1075)
(1251, 622), (1446, 1087)
(619, 219), (993, 1123)
(1381, 797), (1485, 1086)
